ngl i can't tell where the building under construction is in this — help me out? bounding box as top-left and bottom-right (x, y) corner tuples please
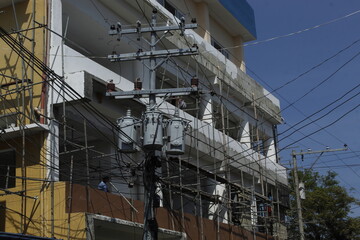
(0, 0), (289, 239)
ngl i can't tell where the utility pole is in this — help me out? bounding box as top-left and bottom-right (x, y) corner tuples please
(291, 146), (347, 240)
(106, 9), (198, 240)
(291, 150), (304, 240)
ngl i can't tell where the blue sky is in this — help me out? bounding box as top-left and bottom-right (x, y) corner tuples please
(245, 1), (360, 216)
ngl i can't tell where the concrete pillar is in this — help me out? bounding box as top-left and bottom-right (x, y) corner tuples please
(49, 0), (63, 75)
(196, 2), (211, 43)
(240, 120), (251, 149)
(266, 138), (277, 162)
(199, 75), (218, 123)
(233, 35), (246, 72)
(201, 98), (213, 125)
(208, 183), (228, 223)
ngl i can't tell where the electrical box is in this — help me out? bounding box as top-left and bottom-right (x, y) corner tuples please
(143, 107), (164, 150)
(166, 115), (187, 155)
(117, 110), (138, 153)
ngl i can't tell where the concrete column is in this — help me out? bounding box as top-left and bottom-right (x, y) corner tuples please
(196, 2), (211, 43)
(49, 0), (63, 75)
(233, 35), (246, 72)
(208, 183), (228, 223)
(266, 138), (277, 162)
(201, 98), (213, 125)
(240, 120), (251, 149)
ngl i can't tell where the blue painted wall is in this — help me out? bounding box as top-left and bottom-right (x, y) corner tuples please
(218, 0), (257, 38)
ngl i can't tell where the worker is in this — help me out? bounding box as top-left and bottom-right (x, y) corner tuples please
(98, 176), (110, 192)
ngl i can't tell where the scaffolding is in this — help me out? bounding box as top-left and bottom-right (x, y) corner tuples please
(0, 1), (289, 239)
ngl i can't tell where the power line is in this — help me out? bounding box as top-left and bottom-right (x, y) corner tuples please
(243, 9), (360, 47)
(280, 103), (359, 152)
(278, 89), (359, 142)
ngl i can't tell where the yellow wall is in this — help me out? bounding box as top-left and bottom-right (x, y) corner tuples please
(0, 0), (46, 126)
(0, 1), (87, 239)
(0, 134), (87, 239)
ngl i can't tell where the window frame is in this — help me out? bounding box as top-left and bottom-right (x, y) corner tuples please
(157, 0), (184, 20)
(211, 37), (230, 59)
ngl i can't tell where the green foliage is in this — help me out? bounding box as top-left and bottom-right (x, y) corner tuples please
(288, 170), (360, 240)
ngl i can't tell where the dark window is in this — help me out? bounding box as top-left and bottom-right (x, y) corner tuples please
(0, 149), (16, 189)
(164, 1), (176, 15)
(211, 37), (230, 59)
(157, 0), (184, 19)
(156, 0), (164, 5)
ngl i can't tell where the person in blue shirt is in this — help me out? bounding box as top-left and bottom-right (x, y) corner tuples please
(98, 176), (110, 192)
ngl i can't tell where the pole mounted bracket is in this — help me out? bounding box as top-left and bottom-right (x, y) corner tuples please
(106, 87), (199, 99)
(108, 47), (198, 62)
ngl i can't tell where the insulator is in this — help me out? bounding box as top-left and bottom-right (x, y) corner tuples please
(143, 106), (163, 150)
(106, 80), (115, 92)
(134, 78), (142, 90)
(117, 109), (138, 153)
(166, 115), (187, 155)
(191, 76), (199, 87)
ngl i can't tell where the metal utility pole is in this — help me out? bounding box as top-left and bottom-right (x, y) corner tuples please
(106, 9), (198, 240)
(291, 146), (347, 240)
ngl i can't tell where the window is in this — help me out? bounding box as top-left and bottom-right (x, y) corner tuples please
(0, 149), (16, 189)
(211, 37), (230, 59)
(157, 0), (184, 19)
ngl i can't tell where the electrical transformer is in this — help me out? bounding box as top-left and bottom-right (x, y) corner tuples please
(117, 109), (138, 153)
(166, 115), (187, 155)
(143, 106), (164, 150)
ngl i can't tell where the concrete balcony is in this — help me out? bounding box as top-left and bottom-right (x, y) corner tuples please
(56, 0), (281, 124)
(165, 31), (282, 124)
(146, 0), (281, 124)
(50, 45), (286, 185)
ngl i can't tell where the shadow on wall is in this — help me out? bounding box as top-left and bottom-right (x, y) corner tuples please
(0, 201), (5, 231)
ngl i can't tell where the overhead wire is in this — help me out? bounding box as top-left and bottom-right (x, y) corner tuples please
(278, 87), (360, 142)
(0, 25), (141, 165)
(2, 0), (354, 231)
(280, 104), (359, 152)
(136, 0), (360, 225)
(147, 2), (334, 197)
(135, 4), (290, 227)
(165, 5), (360, 184)
(0, 27), (147, 195)
(245, 46), (360, 187)
(174, 7), (360, 180)
(180, 0), (360, 157)
(243, 9), (360, 47)
(133, 0), (272, 224)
